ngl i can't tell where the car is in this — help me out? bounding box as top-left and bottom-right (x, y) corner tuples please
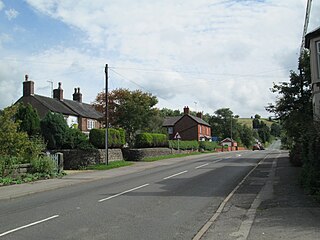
(252, 144), (260, 151)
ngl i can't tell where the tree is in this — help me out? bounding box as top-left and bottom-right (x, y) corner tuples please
(266, 50), (312, 148)
(93, 88), (158, 146)
(270, 122), (281, 137)
(15, 103), (40, 136)
(40, 112), (68, 150)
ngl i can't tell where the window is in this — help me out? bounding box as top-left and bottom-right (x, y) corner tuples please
(87, 119), (96, 130)
(317, 41), (320, 79)
(168, 127), (173, 134)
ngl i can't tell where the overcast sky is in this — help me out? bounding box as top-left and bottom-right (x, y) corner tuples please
(0, 0), (319, 117)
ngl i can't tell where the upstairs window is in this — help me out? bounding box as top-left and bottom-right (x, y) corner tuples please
(168, 127), (173, 134)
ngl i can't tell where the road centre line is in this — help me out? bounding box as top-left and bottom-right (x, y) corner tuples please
(98, 184), (150, 202)
(163, 170), (188, 180)
(0, 215), (59, 237)
(195, 163), (209, 169)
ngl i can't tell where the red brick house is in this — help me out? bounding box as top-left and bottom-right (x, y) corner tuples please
(163, 106), (211, 141)
(16, 75), (103, 134)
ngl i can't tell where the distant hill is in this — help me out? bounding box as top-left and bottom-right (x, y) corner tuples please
(237, 118), (274, 129)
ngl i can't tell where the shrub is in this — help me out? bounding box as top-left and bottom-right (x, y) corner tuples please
(15, 103), (40, 136)
(169, 140), (199, 150)
(40, 112), (68, 149)
(135, 133), (168, 148)
(89, 128), (126, 148)
(0, 156), (19, 177)
(63, 128), (94, 150)
(30, 156), (56, 175)
(199, 141), (219, 151)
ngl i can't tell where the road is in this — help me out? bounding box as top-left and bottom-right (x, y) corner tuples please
(0, 145), (283, 240)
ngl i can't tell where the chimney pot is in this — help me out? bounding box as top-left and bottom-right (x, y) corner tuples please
(53, 82), (63, 101)
(183, 106), (190, 115)
(23, 74), (34, 96)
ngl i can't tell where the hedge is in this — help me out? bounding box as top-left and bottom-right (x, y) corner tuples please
(89, 128), (126, 148)
(135, 133), (168, 148)
(168, 140), (199, 150)
(199, 141), (219, 151)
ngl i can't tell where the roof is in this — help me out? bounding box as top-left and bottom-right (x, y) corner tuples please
(33, 95), (103, 119)
(162, 116), (181, 127)
(305, 26), (320, 49)
(221, 138), (236, 143)
(162, 114), (210, 127)
(63, 99), (104, 119)
(33, 95), (78, 116)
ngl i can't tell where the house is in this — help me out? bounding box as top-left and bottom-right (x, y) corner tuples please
(162, 106), (211, 141)
(220, 138), (237, 147)
(305, 26), (320, 120)
(16, 75), (103, 134)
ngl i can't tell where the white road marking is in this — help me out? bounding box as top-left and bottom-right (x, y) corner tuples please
(98, 184), (150, 202)
(0, 215), (59, 237)
(195, 163), (209, 169)
(163, 170), (188, 180)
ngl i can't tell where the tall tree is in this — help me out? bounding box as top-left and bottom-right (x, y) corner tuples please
(92, 88), (158, 145)
(15, 103), (40, 136)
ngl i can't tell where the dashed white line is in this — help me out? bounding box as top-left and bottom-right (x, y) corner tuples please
(98, 184), (150, 202)
(195, 163), (209, 169)
(0, 215), (59, 237)
(163, 170), (188, 180)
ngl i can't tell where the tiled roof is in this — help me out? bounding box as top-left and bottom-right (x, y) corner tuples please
(162, 116), (181, 126)
(33, 95), (77, 116)
(63, 99), (104, 119)
(33, 95), (103, 120)
(162, 114), (210, 127)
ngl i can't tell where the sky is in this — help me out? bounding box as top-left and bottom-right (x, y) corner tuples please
(0, 0), (319, 118)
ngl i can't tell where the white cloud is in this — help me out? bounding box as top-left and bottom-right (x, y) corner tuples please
(0, 1), (4, 11)
(3, 0), (319, 117)
(5, 8), (19, 20)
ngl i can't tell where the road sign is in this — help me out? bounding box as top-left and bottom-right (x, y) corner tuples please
(174, 132), (181, 139)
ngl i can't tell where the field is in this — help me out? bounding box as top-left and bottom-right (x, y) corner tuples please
(237, 118), (274, 128)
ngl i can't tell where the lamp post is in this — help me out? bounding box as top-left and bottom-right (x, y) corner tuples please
(230, 115), (233, 148)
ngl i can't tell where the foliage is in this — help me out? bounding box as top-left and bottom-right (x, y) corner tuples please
(199, 141), (219, 151)
(63, 128), (93, 150)
(169, 140), (199, 150)
(84, 161), (133, 170)
(239, 125), (254, 148)
(15, 103), (40, 136)
(0, 156), (19, 178)
(143, 152), (205, 162)
(89, 128), (126, 148)
(92, 88), (158, 146)
(270, 122), (281, 137)
(30, 156), (56, 175)
(40, 112), (68, 150)
(135, 133), (168, 148)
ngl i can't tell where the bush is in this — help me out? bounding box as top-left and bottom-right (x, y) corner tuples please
(30, 156), (56, 175)
(89, 128), (126, 148)
(0, 156), (19, 177)
(40, 112), (68, 149)
(63, 128), (94, 150)
(15, 103), (41, 136)
(135, 133), (168, 148)
(199, 141), (219, 151)
(169, 140), (199, 150)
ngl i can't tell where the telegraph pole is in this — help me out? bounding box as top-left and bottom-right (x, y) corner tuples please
(105, 64), (109, 165)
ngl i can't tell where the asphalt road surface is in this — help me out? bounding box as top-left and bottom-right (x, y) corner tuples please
(0, 147), (282, 240)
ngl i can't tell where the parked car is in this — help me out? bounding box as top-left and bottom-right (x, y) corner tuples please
(252, 144), (260, 151)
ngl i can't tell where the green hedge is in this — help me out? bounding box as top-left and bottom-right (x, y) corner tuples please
(199, 141), (219, 151)
(135, 133), (168, 148)
(89, 128), (126, 148)
(169, 140), (199, 150)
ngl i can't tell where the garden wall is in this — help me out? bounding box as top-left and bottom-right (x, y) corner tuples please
(122, 148), (196, 161)
(51, 149), (123, 170)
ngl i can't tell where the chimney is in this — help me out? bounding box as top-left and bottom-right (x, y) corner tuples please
(73, 87), (82, 103)
(196, 112), (203, 119)
(23, 74), (34, 96)
(183, 106), (190, 115)
(53, 82), (63, 101)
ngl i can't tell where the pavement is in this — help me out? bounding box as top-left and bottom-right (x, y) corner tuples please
(201, 151), (320, 240)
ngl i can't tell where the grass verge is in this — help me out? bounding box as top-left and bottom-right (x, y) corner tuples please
(85, 161), (133, 170)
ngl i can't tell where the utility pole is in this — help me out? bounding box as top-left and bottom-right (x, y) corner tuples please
(105, 64), (109, 165)
(300, 0), (312, 55)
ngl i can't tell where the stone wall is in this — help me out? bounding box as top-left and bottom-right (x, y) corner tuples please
(51, 149), (123, 170)
(122, 148), (196, 161)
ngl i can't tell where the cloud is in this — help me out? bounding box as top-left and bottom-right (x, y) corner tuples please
(3, 0), (319, 117)
(5, 8), (19, 20)
(0, 1), (4, 11)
